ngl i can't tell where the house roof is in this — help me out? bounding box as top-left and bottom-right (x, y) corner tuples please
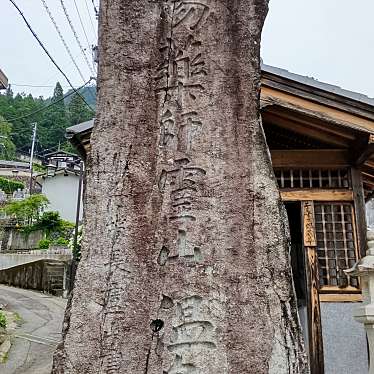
(261, 64), (374, 108)
(36, 168), (80, 181)
(66, 119), (94, 137)
(0, 69), (8, 90)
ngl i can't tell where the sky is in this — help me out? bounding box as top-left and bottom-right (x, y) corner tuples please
(1, 0), (98, 98)
(1, 0), (374, 99)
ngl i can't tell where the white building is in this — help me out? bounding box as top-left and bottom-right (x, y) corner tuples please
(38, 169), (83, 223)
(37, 151), (83, 223)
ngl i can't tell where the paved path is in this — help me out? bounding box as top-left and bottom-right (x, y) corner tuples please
(0, 285), (67, 374)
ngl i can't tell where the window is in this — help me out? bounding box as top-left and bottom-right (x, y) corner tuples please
(274, 168), (351, 189)
(314, 203), (358, 290)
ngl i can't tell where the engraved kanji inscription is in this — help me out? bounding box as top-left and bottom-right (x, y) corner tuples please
(164, 354), (199, 374)
(164, 296), (217, 373)
(160, 109), (203, 152)
(156, 36), (207, 101)
(173, 1), (210, 30)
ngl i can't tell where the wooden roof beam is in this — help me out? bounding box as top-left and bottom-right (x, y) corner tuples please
(271, 149), (351, 168)
(263, 113), (351, 148)
(264, 107), (356, 141)
(356, 143), (374, 167)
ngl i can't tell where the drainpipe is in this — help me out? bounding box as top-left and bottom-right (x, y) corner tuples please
(345, 230), (374, 374)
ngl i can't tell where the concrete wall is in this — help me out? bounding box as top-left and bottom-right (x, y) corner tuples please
(41, 174), (82, 222)
(367, 200), (374, 229)
(0, 259), (69, 296)
(0, 251), (72, 270)
(321, 302), (368, 374)
(7, 229), (44, 250)
(0, 228), (44, 251)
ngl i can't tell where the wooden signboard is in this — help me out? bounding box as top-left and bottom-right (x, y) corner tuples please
(303, 201), (317, 247)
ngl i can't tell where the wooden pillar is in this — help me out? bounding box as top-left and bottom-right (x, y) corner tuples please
(351, 168), (368, 258)
(302, 201), (324, 374)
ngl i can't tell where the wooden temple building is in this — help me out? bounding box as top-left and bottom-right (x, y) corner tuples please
(67, 65), (374, 374)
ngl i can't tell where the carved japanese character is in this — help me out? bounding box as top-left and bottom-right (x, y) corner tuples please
(173, 1), (210, 30)
(165, 354), (199, 374)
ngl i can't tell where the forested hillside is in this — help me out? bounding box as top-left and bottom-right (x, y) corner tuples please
(0, 83), (96, 159)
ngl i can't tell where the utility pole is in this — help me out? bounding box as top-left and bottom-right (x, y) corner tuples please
(29, 123), (37, 194)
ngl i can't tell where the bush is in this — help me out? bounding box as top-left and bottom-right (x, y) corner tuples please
(35, 211), (61, 234)
(0, 177), (24, 194)
(54, 237), (69, 246)
(0, 312), (7, 329)
(38, 238), (51, 249)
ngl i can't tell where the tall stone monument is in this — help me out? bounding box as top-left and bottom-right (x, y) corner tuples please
(53, 1), (308, 373)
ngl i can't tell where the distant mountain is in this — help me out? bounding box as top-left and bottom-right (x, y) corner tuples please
(65, 86), (97, 108)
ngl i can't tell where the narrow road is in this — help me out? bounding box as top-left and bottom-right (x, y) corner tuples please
(0, 285), (67, 374)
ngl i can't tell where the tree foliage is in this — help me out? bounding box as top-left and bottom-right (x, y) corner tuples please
(0, 115), (16, 160)
(67, 92), (93, 126)
(0, 177), (24, 194)
(0, 83), (96, 156)
(2, 194), (49, 223)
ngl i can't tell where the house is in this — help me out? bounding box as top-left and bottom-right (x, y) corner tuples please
(36, 151), (83, 223)
(66, 65), (374, 374)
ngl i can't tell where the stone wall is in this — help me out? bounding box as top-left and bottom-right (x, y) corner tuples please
(0, 228), (44, 251)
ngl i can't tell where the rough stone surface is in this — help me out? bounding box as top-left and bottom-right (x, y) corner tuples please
(52, 1), (308, 373)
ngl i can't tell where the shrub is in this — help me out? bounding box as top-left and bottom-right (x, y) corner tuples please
(0, 312), (7, 329)
(54, 237), (69, 246)
(38, 238), (51, 249)
(35, 211), (61, 234)
(0, 177), (24, 194)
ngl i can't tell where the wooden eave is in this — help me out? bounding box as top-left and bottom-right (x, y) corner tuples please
(261, 69), (374, 122)
(260, 83), (374, 196)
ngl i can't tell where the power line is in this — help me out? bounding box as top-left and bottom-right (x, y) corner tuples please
(40, 0), (86, 84)
(8, 0), (95, 113)
(84, 0), (97, 38)
(10, 83), (75, 88)
(72, 0), (92, 58)
(4, 79), (94, 123)
(59, 0), (95, 76)
(90, 0), (99, 19)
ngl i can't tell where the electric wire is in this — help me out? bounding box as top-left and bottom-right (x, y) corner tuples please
(8, 0), (95, 113)
(4, 79), (93, 123)
(72, 0), (92, 60)
(59, 0), (95, 76)
(10, 83), (72, 88)
(40, 0), (86, 84)
(84, 0), (97, 38)
(90, 0), (99, 19)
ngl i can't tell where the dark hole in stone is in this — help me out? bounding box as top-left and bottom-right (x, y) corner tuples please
(150, 319), (164, 333)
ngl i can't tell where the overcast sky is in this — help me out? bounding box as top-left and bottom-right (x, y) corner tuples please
(1, 0), (374, 99)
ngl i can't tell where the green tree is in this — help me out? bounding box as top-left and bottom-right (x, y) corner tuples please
(68, 92), (93, 127)
(39, 82), (69, 149)
(2, 194), (49, 224)
(0, 115), (16, 160)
